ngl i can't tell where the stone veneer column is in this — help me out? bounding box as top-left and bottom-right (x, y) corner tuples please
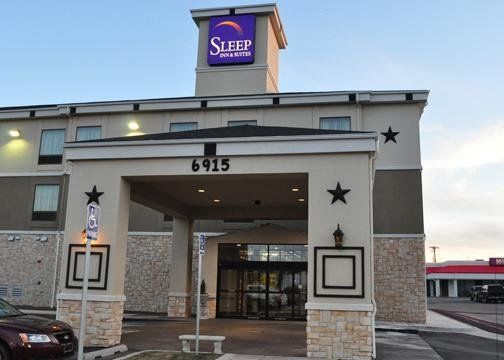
(167, 218), (194, 318)
(56, 296), (125, 347)
(307, 309), (373, 359)
(373, 236), (426, 323)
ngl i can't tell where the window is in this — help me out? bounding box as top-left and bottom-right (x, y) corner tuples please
(320, 117), (351, 131)
(39, 129), (65, 164)
(228, 120), (257, 127)
(170, 122), (198, 132)
(32, 184), (60, 221)
(76, 126), (101, 141)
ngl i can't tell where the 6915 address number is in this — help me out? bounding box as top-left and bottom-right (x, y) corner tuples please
(192, 158), (230, 172)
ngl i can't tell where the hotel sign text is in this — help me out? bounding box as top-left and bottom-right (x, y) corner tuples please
(490, 258), (504, 266)
(207, 15), (256, 66)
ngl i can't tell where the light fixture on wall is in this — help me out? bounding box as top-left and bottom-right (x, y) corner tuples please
(197, 189), (205, 193)
(213, 199), (221, 203)
(128, 121), (140, 131)
(291, 187), (300, 192)
(333, 224), (344, 248)
(297, 198), (305, 202)
(9, 129), (21, 138)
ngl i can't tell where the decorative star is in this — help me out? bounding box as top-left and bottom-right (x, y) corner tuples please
(327, 182), (351, 204)
(85, 185), (104, 205)
(381, 126), (400, 144)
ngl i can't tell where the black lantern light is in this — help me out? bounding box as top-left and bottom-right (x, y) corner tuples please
(333, 224), (344, 248)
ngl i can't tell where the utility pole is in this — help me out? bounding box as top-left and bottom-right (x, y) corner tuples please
(429, 246), (439, 263)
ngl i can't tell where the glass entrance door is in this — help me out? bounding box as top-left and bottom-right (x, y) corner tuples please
(217, 266), (307, 320)
(217, 243), (308, 320)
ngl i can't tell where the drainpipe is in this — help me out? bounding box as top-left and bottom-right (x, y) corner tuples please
(368, 132), (379, 358)
(50, 231), (62, 309)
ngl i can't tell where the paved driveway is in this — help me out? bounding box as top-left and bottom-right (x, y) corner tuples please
(122, 318), (307, 357)
(428, 297), (504, 334)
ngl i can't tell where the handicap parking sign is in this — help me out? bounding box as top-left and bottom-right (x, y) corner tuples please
(86, 204), (100, 240)
(199, 234), (206, 255)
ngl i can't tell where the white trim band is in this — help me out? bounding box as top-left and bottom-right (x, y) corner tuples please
(0, 172), (65, 177)
(374, 234), (425, 239)
(305, 302), (374, 312)
(57, 293), (126, 302)
(375, 166), (422, 171)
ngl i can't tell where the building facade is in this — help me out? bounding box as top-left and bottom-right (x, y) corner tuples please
(427, 260), (504, 297)
(0, 4), (428, 359)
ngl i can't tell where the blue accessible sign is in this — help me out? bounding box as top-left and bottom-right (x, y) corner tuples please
(86, 204), (100, 241)
(199, 234), (206, 255)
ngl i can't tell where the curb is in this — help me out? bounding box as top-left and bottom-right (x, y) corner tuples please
(84, 344), (129, 359)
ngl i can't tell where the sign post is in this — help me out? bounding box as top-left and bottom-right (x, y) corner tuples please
(195, 233), (206, 354)
(77, 203), (100, 360)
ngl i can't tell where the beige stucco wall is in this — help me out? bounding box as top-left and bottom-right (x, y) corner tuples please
(0, 102), (421, 174)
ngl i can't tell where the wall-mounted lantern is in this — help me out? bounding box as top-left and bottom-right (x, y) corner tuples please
(333, 224), (344, 248)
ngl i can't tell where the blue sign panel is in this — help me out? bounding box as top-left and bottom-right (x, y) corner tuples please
(86, 204), (100, 241)
(207, 15), (256, 66)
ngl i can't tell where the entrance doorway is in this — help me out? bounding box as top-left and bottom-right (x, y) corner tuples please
(216, 244), (307, 320)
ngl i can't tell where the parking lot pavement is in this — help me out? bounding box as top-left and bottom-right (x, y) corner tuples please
(428, 297), (504, 334)
(376, 331), (442, 360)
(420, 331), (504, 360)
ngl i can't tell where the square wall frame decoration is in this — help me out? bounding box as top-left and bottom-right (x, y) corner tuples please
(65, 244), (110, 290)
(314, 246), (364, 298)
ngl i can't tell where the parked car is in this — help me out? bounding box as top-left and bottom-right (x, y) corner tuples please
(470, 285), (483, 301)
(0, 298), (77, 359)
(478, 284), (504, 303)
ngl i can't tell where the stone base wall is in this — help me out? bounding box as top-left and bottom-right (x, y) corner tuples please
(0, 233), (64, 307)
(167, 294), (191, 318)
(374, 237), (426, 323)
(124, 234), (173, 313)
(56, 299), (124, 347)
(307, 309), (373, 359)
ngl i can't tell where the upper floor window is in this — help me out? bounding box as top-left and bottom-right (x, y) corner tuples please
(319, 117), (351, 131)
(39, 129), (65, 164)
(170, 122), (198, 132)
(228, 120), (257, 127)
(32, 184), (60, 221)
(76, 126), (101, 141)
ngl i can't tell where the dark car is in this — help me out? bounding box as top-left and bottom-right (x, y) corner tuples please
(0, 298), (77, 360)
(478, 284), (504, 303)
(470, 285), (483, 301)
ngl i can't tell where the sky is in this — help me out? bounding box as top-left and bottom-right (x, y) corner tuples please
(0, 1), (503, 262)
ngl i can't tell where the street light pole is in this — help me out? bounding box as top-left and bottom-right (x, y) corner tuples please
(77, 237), (92, 360)
(429, 246), (439, 263)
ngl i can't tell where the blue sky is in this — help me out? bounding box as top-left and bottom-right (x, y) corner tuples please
(1, 1), (503, 261)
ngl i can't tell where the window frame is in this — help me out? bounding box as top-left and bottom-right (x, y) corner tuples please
(38, 128), (66, 165)
(319, 117), (351, 131)
(169, 122), (198, 132)
(31, 184), (60, 221)
(227, 120), (257, 127)
(75, 125), (102, 141)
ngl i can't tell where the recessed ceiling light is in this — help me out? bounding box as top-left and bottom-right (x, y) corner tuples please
(9, 129), (21, 138)
(128, 121), (139, 130)
(298, 198), (305, 202)
(197, 189), (205, 193)
(291, 187), (300, 192)
(213, 199), (221, 203)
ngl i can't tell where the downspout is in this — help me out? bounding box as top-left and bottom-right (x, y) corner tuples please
(50, 231), (62, 309)
(369, 131), (378, 358)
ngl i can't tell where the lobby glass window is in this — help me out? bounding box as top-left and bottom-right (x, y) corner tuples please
(76, 126), (101, 141)
(170, 122), (198, 132)
(38, 129), (65, 164)
(32, 184), (60, 221)
(320, 117), (351, 131)
(228, 120), (257, 127)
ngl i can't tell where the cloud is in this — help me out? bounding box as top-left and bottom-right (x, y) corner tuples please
(423, 121), (504, 261)
(423, 121), (504, 170)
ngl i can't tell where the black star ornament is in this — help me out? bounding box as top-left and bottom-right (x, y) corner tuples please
(381, 126), (400, 144)
(85, 185), (104, 205)
(327, 182), (351, 204)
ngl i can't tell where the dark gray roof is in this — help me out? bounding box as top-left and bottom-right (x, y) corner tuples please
(74, 125), (373, 143)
